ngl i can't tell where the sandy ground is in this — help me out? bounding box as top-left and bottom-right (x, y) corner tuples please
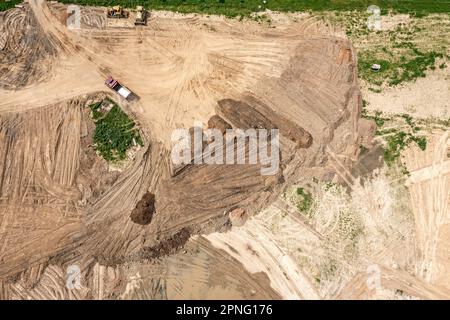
(204, 131), (450, 300)
(403, 131), (450, 284)
(206, 200), (321, 300)
(362, 69), (450, 119)
(5, 0), (450, 299)
(0, 0), (367, 300)
(1, 0), (351, 146)
(3, 0), (448, 301)
(7, 237), (280, 300)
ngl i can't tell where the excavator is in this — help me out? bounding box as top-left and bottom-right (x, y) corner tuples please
(106, 5), (129, 19)
(134, 6), (148, 25)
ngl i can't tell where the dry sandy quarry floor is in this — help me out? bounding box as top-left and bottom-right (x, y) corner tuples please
(0, 1), (449, 300)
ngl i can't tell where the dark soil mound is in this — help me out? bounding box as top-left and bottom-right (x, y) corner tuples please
(130, 192), (156, 225)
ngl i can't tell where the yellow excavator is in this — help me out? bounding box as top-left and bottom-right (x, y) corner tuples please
(107, 5), (129, 19)
(134, 6), (148, 25)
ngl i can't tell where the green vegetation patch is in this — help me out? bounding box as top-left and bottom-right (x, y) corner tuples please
(358, 46), (443, 87)
(383, 130), (426, 165)
(362, 109), (390, 127)
(320, 9), (450, 90)
(296, 187), (313, 215)
(337, 209), (364, 250)
(380, 113), (427, 166)
(362, 103), (427, 167)
(56, 1), (450, 17)
(89, 99), (143, 162)
(0, 0), (22, 11)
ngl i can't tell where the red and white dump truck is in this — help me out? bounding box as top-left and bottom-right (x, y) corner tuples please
(105, 76), (133, 100)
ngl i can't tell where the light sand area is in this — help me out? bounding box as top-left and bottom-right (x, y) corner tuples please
(362, 68), (450, 119)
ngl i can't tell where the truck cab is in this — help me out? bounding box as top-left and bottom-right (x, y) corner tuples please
(105, 76), (132, 100)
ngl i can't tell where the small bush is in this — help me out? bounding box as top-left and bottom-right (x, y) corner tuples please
(296, 187), (313, 214)
(0, 1), (21, 11)
(89, 100), (143, 162)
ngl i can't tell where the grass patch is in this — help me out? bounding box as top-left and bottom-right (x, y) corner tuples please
(383, 131), (408, 164)
(89, 99), (143, 162)
(358, 47), (443, 87)
(362, 101), (427, 168)
(319, 9), (449, 89)
(56, 1), (450, 17)
(362, 109), (390, 127)
(296, 187), (313, 215)
(0, 0), (22, 11)
(363, 109), (427, 166)
(383, 130), (426, 165)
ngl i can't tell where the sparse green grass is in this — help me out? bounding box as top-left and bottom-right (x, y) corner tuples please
(362, 108), (390, 127)
(362, 100), (428, 167)
(89, 99), (143, 162)
(324, 181), (337, 191)
(358, 46), (443, 87)
(296, 187), (313, 214)
(320, 8), (450, 90)
(55, 1), (450, 18)
(383, 131), (409, 164)
(368, 87), (383, 93)
(362, 107), (427, 166)
(337, 209), (363, 247)
(383, 130), (426, 165)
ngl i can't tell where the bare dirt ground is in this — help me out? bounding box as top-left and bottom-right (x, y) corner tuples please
(0, 1), (449, 301)
(3, 1), (431, 300)
(1, 1), (362, 146)
(361, 69), (450, 119)
(403, 131), (450, 285)
(204, 130), (450, 300)
(7, 236), (281, 300)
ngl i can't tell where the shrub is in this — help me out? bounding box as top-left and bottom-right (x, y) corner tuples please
(89, 100), (143, 162)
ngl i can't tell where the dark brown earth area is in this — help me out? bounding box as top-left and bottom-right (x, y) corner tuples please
(130, 192), (156, 225)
